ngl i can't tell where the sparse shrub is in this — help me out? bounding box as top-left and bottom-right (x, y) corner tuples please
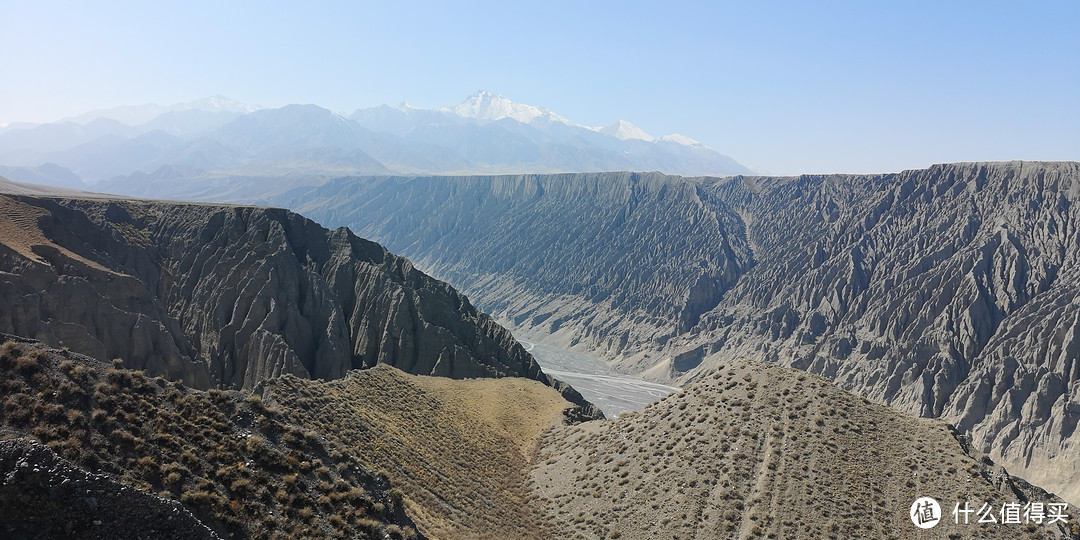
(0, 340), (18, 359)
(245, 434), (265, 453)
(14, 354), (41, 374)
(389, 487), (405, 509)
(230, 478), (252, 494)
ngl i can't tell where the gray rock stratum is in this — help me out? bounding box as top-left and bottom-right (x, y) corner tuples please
(0, 178), (599, 418)
(269, 162), (1079, 505)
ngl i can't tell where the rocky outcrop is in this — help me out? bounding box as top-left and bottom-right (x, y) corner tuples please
(261, 162), (1079, 505)
(0, 181), (600, 418)
(0, 438), (219, 539)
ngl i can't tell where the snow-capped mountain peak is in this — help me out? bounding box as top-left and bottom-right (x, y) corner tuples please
(444, 91), (574, 125)
(600, 120), (656, 142)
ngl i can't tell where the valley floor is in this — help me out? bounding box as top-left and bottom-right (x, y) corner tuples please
(517, 338), (679, 417)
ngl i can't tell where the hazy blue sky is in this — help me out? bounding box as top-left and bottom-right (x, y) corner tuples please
(2, 0), (1077, 174)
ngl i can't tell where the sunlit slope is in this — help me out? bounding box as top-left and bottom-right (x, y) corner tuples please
(532, 357), (1078, 539)
(261, 364), (574, 540)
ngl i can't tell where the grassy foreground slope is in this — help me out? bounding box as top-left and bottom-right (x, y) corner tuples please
(0, 337), (421, 539)
(532, 357), (1079, 539)
(260, 364), (574, 540)
(2, 332), (1076, 539)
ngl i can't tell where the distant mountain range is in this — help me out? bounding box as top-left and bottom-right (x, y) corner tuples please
(0, 92), (751, 187)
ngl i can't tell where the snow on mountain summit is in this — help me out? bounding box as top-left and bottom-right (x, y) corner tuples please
(660, 133), (706, 147)
(445, 91), (574, 125)
(438, 92), (710, 149)
(600, 120), (656, 142)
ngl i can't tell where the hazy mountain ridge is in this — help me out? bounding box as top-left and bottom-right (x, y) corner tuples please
(0, 179), (600, 418)
(259, 162), (1080, 505)
(60, 95), (259, 127)
(0, 163), (86, 189)
(0, 93), (750, 185)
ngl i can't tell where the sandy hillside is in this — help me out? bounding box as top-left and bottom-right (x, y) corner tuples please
(261, 365), (575, 540)
(532, 357), (1078, 539)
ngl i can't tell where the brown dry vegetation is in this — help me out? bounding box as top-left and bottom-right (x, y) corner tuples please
(532, 358), (1078, 540)
(261, 364), (572, 540)
(3, 334), (1077, 540)
(0, 339), (419, 540)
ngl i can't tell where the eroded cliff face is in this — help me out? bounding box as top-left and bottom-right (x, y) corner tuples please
(0, 185), (599, 418)
(288, 172), (754, 356)
(274, 162), (1079, 504)
(686, 162), (1080, 504)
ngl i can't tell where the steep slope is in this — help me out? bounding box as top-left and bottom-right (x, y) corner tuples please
(681, 162), (1080, 505)
(261, 364), (575, 540)
(0, 335), (587, 539)
(267, 162), (1079, 505)
(0, 179), (598, 417)
(532, 357), (1078, 539)
(0, 337), (421, 539)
